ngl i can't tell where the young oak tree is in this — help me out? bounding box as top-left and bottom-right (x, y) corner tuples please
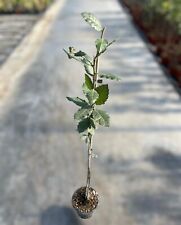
(64, 12), (120, 218)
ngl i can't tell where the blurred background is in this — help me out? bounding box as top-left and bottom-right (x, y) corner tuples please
(0, 0), (181, 225)
(0, 0), (53, 13)
(120, 0), (181, 88)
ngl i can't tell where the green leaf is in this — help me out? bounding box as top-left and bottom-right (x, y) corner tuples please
(95, 38), (108, 53)
(74, 108), (92, 121)
(77, 118), (90, 133)
(92, 109), (110, 127)
(63, 48), (92, 66)
(92, 110), (102, 121)
(86, 89), (99, 105)
(74, 51), (86, 57)
(99, 73), (121, 81)
(63, 48), (82, 63)
(66, 97), (88, 107)
(84, 64), (93, 76)
(81, 12), (103, 32)
(90, 118), (96, 129)
(88, 118), (97, 135)
(79, 118), (96, 136)
(82, 82), (98, 104)
(95, 84), (109, 105)
(82, 82), (90, 95)
(82, 54), (92, 65)
(85, 74), (93, 90)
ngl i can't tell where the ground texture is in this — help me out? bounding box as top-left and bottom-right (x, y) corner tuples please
(0, 15), (39, 65)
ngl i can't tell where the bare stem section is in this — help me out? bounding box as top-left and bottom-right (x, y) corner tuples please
(85, 134), (93, 199)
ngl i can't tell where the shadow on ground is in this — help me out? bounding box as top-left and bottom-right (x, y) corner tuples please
(123, 148), (181, 224)
(97, 147), (181, 224)
(40, 206), (83, 225)
(146, 147), (181, 186)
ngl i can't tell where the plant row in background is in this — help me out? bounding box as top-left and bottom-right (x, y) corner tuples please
(120, 0), (181, 87)
(0, 0), (53, 13)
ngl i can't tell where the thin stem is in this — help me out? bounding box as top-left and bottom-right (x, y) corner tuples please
(93, 57), (99, 89)
(85, 134), (93, 199)
(85, 28), (105, 200)
(93, 27), (105, 88)
(93, 57), (97, 88)
(101, 27), (105, 39)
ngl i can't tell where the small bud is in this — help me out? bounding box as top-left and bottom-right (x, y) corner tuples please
(69, 47), (76, 54)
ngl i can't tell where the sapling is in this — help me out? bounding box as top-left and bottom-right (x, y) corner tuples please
(64, 12), (120, 219)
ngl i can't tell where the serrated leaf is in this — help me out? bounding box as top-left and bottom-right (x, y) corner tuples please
(81, 12), (103, 32)
(95, 84), (109, 105)
(66, 97), (88, 107)
(92, 109), (110, 127)
(77, 118), (90, 133)
(99, 73), (121, 81)
(74, 108), (92, 121)
(86, 89), (99, 105)
(85, 74), (93, 90)
(95, 38), (108, 53)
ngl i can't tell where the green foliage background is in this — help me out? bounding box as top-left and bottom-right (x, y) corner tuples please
(125, 0), (181, 33)
(146, 0), (181, 32)
(0, 0), (53, 13)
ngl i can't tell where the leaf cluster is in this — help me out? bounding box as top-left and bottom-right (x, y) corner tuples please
(64, 12), (121, 139)
(67, 74), (110, 136)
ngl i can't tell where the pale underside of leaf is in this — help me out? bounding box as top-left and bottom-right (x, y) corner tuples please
(81, 12), (103, 32)
(82, 82), (91, 95)
(63, 48), (92, 66)
(92, 109), (110, 127)
(84, 64), (93, 76)
(86, 89), (99, 105)
(95, 38), (108, 53)
(74, 108), (92, 121)
(99, 73), (121, 81)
